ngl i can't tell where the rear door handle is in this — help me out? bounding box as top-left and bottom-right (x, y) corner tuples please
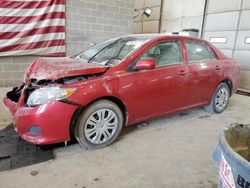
(215, 65), (221, 70)
(179, 70), (188, 76)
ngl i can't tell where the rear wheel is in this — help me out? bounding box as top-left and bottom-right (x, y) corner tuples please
(205, 83), (230, 114)
(74, 100), (123, 149)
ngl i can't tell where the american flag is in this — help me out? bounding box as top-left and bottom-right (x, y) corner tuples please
(0, 0), (66, 57)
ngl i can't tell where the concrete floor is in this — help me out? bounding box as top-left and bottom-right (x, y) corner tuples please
(0, 87), (250, 188)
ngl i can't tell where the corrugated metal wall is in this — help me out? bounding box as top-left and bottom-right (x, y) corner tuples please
(203, 0), (250, 89)
(160, 0), (205, 36)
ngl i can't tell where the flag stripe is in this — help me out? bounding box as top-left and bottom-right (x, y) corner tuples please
(0, 32), (65, 48)
(0, 26), (65, 40)
(0, 46), (65, 56)
(0, 12), (65, 24)
(0, 0), (64, 9)
(0, 39), (65, 53)
(0, 0), (65, 57)
(0, 19), (65, 33)
(0, 4), (65, 17)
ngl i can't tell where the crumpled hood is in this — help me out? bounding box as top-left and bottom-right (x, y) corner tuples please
(26, 57), (109, 80)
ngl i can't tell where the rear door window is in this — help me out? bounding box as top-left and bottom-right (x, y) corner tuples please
(186, 40), (217, 62)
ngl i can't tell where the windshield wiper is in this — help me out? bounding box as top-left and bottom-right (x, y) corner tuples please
(104, 40), (128, 66)
(104, 57), (122, 66)
(87, 39), (123, 64)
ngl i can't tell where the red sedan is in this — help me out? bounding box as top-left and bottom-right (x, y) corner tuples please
(3, 34), (240, 149)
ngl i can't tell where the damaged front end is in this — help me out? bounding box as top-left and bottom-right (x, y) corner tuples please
(5, 72), (104, 109)
(2, 51), (111, 144)
(3, 72), (105, 145)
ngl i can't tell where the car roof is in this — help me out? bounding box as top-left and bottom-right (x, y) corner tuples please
(122, 33), (204, 42)
(121, 33), (226, 59)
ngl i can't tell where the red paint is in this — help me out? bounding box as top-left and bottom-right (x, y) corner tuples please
(0, 0), (65, 57)
(0, 12), (65, 24)
(3, 35), (241, 145)
(26, 57), (109, 80)
(0, 39), (64, 53)
(0, 26), (65, 40)
(0, 0), (65, 9)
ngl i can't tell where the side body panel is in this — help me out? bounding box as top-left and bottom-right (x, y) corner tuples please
(67, 37), (190, 125)
(183, 38), (241, 108)
(67, 36), (240, 126)
(184, 59), (224, 107)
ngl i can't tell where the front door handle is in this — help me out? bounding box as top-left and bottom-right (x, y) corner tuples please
(179, 70), (188, 76)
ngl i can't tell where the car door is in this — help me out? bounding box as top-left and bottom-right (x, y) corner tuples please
(184, 39), (223, 108)
(120, 40), (189, 123)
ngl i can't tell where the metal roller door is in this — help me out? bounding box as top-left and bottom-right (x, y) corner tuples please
(202, 0), (250, 89)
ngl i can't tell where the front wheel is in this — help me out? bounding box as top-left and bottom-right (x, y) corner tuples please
(74, 100), (124, 149)
(205, 83), (230, 114)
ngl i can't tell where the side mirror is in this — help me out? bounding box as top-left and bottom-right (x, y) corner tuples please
(135, 58), (156, 70)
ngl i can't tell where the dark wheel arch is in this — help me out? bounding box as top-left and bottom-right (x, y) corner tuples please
(222, 79), (233, 96)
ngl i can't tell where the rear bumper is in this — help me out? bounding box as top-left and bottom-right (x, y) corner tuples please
(3, 96), (77, 145)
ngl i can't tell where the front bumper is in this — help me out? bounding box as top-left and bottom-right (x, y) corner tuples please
(3, 96), (77, 145)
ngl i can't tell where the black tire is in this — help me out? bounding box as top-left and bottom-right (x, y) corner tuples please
(74, 100), (124, 149)
(205, 83), (230, 114)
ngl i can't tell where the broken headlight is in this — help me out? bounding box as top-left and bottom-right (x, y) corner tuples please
(26, 87), (77, 107)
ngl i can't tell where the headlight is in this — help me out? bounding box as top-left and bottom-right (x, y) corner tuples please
(26, 87), (77, 107)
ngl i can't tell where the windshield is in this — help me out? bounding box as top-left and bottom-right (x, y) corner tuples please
(75, 37), (148, 66)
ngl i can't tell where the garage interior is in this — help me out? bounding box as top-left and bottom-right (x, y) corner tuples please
(0, 0), (250, 188)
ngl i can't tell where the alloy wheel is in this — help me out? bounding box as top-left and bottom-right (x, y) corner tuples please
(215, 87), (229, 112)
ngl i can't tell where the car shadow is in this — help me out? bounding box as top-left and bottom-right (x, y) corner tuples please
(0, 124), (53, 172)
(0, 107), (212, 170)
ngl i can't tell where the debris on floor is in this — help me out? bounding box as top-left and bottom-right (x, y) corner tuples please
(30, 170), (39, 176)
(179, 112), (189, 116)
(236, 89), (250, 96)
(136, 122), (149, 128)
(198, 115), (211, 119)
